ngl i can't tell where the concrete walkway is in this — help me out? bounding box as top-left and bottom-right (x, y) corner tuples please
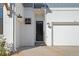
(12, 46), (79, 56)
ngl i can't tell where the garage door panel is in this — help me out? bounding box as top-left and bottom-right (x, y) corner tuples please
(53, 26), (79, 46)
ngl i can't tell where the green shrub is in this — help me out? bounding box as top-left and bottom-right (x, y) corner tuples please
(0, 38), (10, 56)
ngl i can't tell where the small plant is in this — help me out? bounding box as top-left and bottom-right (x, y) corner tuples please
(0, 38), (11, 56)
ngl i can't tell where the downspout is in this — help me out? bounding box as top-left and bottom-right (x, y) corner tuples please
(12, 3), (16, 52)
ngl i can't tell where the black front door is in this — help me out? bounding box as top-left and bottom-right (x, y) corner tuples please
(36, 21), (43, 41)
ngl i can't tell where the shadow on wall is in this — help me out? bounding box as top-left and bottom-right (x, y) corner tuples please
(46, 8), (52, 14)
(45, 4), (52, 14)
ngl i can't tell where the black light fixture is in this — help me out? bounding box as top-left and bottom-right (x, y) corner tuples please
(47, 22), (51, 28)
(17, 14), (22, 18)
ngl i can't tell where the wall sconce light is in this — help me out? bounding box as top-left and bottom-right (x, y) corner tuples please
(47, 22), (51, 28)
(17, 14), (22, 18)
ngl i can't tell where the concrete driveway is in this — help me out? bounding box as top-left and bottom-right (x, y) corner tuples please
(12, 46), (79, 56)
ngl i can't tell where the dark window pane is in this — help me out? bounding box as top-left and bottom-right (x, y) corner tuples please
(0, 9), (3, 17)
(0, 3), (3, 34)
(0, 18), (3, 34)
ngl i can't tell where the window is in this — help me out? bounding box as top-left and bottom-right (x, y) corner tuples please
(25, 18), (31, 24)
(0, 3), (3, 34)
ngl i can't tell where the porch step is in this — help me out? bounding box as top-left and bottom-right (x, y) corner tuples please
(35, 41), (46, 46)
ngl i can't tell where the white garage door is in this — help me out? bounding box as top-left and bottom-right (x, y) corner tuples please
(53, 23), (79, 46)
